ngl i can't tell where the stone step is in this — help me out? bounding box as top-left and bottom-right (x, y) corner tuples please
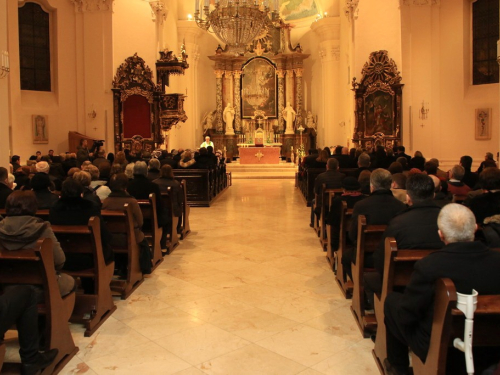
(231, 172), (295, 179)
(227, 167), (296, 173)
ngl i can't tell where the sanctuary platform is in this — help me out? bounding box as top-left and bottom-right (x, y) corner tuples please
(226, 161), (297, 179)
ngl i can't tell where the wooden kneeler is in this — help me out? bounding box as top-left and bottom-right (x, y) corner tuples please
(0, 238), (78, 375)
(179, 180), (191, 240)
(52, 217), (117, 337)
(160, 190), (180, 254)
(137, 193), (164, 271)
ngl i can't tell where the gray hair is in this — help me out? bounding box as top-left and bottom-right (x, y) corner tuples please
(450, 165), (465, 181)
(438, 203), (476, 243)
(35, 161), (50, 174)
(370, 168), (392, 191)
(7, 173), (15, 185)
(358, 153), (371, 168)
(82, 164), (99, 180)
(429, 158), (440, 167)
(148, 158), (160, 170)
(133, 161), (148, 176)
(124, 163), (135, 179)
(73, 171), (92, 187)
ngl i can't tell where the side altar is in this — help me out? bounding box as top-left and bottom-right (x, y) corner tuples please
(201, 18), (317, 162)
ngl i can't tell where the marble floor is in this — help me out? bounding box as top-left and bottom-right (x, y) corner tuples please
(10, 179), (381, 374)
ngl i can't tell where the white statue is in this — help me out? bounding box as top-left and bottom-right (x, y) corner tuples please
(306, 111), (316, 130)
(282, 101), (296, 135)
(223, 103), (235, 135)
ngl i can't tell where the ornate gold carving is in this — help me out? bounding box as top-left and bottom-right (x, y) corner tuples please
(214, 70), (224, 79)
(121, 87), (154, 103)
(345, 0), (359, 20)
(113, 53), (158, 92)
(363, 82), (395, 99)
(402, 0), (440, 5)
(233, 70), (242, 79)
(360, 50), (402, 87)
(233, 71), (242, 131)
(276, 69), (285, 79)
(294, 68), (304, 78)
(148, 1), (167, 24)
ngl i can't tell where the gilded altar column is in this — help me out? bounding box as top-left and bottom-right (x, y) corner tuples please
(214, 70), (224, 133)
(277, 69), (286, 132)
(233, 70), (242, 132)
(311, 17), (341, 146)
(294, 68), (304, 130)
(285, 69), (294, 108)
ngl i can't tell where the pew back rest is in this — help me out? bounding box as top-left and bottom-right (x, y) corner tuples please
(101, 204), (136, 248)
(137, 193), (157, 231)
(356, 215), (386, 269)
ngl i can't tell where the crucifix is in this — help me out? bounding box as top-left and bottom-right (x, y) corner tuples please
(93, 126), (98, 131)
(255, 150), (264, 161)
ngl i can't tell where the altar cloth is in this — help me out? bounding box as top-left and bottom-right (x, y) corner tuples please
(239, 146), (281, 164)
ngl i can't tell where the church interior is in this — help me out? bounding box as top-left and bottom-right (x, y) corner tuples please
(1, 0), (500, 374)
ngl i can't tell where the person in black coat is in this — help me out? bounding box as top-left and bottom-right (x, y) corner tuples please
(469, 167), (500, 225)
(365, 174), (444, 301)
(383, 204), (500, 375)
(147, 158), (161, 181)
(342, 169), (406, 279)
(31, 173), (59, 209)
(351, 153), (371, 179)
(460, 155), (479, 189)
(310, 158), (345, 226)
(160, 151), (178, 169)
(49, 179), (114, 293)
(331, 146), (351, 168)
(0, 167), (13, 209)
(194, 147), (214, 169)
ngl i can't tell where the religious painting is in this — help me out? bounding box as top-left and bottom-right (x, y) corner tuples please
(364, 91), (394, 136)
(475, 108), (491, 140)
(241, 57), (277, 119)
(32, 115), (48, 144)
(279, 0), (318, 21)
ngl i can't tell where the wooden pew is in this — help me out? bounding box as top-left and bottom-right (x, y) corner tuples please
(332, 201), (354, 298)
(137, 193), (164, 271)
(372, 238), (437, 373)
(160, 189), (180, 254)
(305, 168), (325, 207)
(412, 278), (500, 375)
(452, 194), (467, 204)
(350, 215), (386, 338)
(179, 180), (191, 240)
(319, 186), (343, 250)
(102, 204), (144, 300)
(0, 238), (79, 374)
(0, 342), (5, 373)
(51, 217), (117, 337)
(173, 167), (229, 207)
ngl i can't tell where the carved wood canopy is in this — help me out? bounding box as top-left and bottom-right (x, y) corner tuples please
(352, 50), (404, 149)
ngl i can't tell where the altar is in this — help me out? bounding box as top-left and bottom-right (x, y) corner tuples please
(239, 146), (281, 164)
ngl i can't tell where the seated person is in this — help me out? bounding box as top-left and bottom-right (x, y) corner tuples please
(358, 169), (372, 195)
(194, 147), (214, 169)
(153, 165), (183, 247)
(460, 155), (479, 189)
(0, 191), (74, 297)
(30, 173), (59, 209)
(447, 164), (471, 196)
(326, 177), (366, 251)
(342, 169), (405, 279)
(49, 179), (114, 292)
(310, 158), (345, 227)
(0, 167), (13, 209)
(127, 161), (163, 221)
(103, 173), (151, 274)
(383, 204), (500, 375)
(0, 286), (58, 375)
(178, 151), (196, 169)
(469, 167), (500, 224)
(147, 158), (161, 181)
(73, 170), (102, 208)
(83, 164), (111, 201)
(352, 153), (371, 179)
(390, 173), (407, 204)
(477, 152), (497, 174)
(366, 174), (444, 299)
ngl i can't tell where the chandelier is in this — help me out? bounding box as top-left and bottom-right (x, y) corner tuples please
(194, 0), (279, 53)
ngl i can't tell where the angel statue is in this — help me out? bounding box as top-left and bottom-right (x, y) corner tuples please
(202, 110), (216, 134)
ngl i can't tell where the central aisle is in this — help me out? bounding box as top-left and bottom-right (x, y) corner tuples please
(63, 180), (379, 375)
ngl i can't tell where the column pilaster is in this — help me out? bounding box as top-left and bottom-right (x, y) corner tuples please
(233, 70), (242, 132)
(294, 68), (304, 130)
(214, 70), (224, 133)
(277, 69), (286, 132)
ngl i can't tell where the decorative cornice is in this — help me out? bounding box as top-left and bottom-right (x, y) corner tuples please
(148, 1), (168, 24)
(401, 0), (440, 5)
(344, 0), (359, 20)
(310, 16), (340, 42)
(319, 42), (340, 63)
(70, 0), (113, 12)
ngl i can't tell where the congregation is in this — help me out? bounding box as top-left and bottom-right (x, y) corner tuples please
(0, 140), (225, 374)
(301, 144), (500, 375)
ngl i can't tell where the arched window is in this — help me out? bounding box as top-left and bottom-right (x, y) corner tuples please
(18, 2), (51, 91)
(472, 0), (499, 85)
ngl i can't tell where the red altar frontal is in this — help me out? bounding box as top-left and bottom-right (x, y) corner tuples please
(239, 146), (281, 164)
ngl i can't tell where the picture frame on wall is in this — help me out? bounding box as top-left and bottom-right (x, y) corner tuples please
(32, 115), (48, 144)
(475, 108), (491, 140)
(241, 57), (278, 119)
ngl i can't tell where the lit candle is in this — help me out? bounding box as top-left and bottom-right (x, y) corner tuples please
(195, 0), (199, 12)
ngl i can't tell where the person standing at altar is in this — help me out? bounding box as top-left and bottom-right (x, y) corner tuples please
(200, 136), (214, 149)
(223, 103), (235, 135)
(283, 102), (296, 134)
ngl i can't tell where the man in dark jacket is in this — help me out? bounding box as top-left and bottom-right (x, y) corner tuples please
(366, 174), (444, 298)
(469, 167), (500, 224)
(310, 158), (345, 226)
(383, 203), (500, 375)
(460, 155), (479, 189)
(342, 169), (405, 278)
